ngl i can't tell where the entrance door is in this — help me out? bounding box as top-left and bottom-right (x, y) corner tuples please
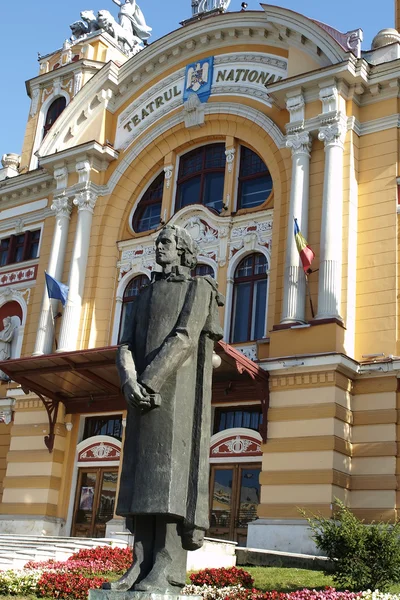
(72, 467), (118, 538)
(208, 463), (261, 544)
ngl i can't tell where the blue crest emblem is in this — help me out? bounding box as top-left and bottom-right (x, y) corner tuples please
(183, 57), (214, 104)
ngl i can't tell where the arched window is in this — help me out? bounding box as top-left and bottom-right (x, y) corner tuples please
(118, 275), (149, 342)
(176, 144), (226, 212)
(231, 253), (268, 343)
(132, 172), (164, 233)
(43, 97), (67, 139)
(191, 263), (215, 278)
(237, 146), (273, 210)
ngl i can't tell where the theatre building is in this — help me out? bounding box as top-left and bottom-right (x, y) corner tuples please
(1, 0), (400, 553)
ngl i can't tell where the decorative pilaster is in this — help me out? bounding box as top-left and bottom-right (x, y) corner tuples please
(57, 190), (98, 352)
(316, 121), (347, 320)
(33, 194), (73, 356)
(281, 131), (312, 323)
(225, 148), (236, 173)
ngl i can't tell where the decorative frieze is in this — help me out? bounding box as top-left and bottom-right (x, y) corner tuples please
(229, 220), (272, 259)
(0, 287), (31, 305)
(0, 265), (38, 288)
(210, 432), (262, 458)
(78, 441), (121, 462)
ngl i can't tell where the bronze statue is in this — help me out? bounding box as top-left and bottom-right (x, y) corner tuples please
(113, 225), (223, 594)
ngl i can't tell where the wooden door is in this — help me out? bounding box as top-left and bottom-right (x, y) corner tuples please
(72, 467), (118, 538)
(208, 463), (261, 543)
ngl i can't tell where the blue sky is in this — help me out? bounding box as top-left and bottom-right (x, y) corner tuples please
(0, 0), (392, 160)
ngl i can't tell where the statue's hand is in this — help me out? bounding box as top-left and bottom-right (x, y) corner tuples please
(123, 380), (150, 410)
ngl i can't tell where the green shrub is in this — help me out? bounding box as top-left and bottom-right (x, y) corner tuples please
(301, 500), (400, 591)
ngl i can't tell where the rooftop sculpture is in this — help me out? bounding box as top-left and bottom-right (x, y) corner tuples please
(191, 0), (231, 16)
(70, 0), (151, 55)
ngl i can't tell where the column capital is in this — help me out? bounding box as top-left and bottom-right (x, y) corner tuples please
(73, 190), (98, 214)
(286, 131), (311, 157)
(51, 195), (73, 219)
(318, 122), (346, 150)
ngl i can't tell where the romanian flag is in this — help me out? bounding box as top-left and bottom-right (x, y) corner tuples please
(294, 218), (315, 274)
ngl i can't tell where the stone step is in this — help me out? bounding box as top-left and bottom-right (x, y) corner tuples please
(0, 534), (128, 571)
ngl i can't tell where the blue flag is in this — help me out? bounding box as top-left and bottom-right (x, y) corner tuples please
(45, 272), (69, 307)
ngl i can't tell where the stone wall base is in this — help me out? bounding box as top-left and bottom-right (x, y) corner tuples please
(247, 519), (321, 555)
(0, 515), (66, 536)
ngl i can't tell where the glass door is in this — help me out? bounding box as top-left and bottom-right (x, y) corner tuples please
(208, 463), (261, 543)
(72, 467), (118, 538)
(209, 466), (235, 540)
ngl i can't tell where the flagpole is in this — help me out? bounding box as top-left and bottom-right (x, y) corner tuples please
(45, 272), (58, 352)
(304, 272), (315, 319)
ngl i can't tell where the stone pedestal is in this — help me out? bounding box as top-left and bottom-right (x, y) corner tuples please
(89, 593), (200, 600)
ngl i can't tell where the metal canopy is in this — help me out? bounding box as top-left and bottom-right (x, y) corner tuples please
(0, 342), (269, 451)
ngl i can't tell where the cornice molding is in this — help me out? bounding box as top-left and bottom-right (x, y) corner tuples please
(0, 171), (54, 206)
(260, 4), (348, 64)
(38, 141), (119, 173)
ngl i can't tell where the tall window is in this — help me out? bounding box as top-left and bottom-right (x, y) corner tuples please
(231, 253), (268, 343)
(237, 146), (273, 210)
(119, 275), (149, 342)
(191, 263), (215, 278)
(83, 415), (123, 441)
(176, 144), (226, 212)
(0, 230), (41, 267)
(132, 172), (164, 233)
(43, 97), (67, 139)
(214, 406), (263, 434)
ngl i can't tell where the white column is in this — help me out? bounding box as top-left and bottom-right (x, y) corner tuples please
(57, 190), (97, 352)
(33, 195), (73, 356)
(281, 131), (311, 324)
(316, 122), (346, 320)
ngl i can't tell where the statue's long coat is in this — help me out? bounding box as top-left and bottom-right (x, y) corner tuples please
(116, 269), (223, 531)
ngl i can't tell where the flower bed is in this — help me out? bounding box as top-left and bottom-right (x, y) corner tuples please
(0, 560), (399, 600)
(182, 584), (363, 600)
(0, 545), (132, 599)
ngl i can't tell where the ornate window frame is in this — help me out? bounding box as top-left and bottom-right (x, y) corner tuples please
(29, 91), (70, 171)
(224, 246), (270, 342)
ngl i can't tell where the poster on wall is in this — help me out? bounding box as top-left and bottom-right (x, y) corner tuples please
(79, 486), (94, 511)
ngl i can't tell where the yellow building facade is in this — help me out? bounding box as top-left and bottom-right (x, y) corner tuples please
(0, 1), (399, 553)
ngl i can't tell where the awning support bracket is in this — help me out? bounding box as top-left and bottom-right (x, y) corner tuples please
(37, 392), (60, 453)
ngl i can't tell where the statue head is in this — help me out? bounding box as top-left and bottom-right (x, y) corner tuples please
(80, 10), (97, 22)
(97, 10), (113, 29)
(155, 225), (198, 270)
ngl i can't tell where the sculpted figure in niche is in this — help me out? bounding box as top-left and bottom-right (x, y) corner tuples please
(0, 317), (18, 381)
(113, 225), (224, 593)
(111, 0), (152, 43)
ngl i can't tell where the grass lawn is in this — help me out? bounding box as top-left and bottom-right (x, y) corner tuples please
(245, 567), (335, 592)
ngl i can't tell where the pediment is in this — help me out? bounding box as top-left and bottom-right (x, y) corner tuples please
(36, 8), (352, 159)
